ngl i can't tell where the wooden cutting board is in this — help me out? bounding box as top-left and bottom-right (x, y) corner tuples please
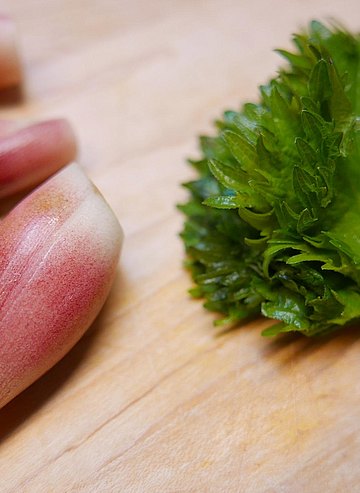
(0, 1), (359, 491)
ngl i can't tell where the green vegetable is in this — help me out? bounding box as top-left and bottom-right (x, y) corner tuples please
(179, 21), (360, 337)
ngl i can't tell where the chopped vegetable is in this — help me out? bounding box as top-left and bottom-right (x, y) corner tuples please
(179, 21), (360, 337)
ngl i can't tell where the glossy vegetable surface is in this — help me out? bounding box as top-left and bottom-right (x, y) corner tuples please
(0, 164), (123, 408)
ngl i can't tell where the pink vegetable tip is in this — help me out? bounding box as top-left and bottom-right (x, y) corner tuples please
(0, 163), (123, 409)
(0, 15), (22, 89)
(0, 118), (77, 199)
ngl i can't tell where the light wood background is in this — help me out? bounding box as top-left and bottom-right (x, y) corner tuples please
(0, 1), (359, 492)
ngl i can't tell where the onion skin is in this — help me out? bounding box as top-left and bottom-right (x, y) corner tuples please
(0, 15), (21, 90)
(0, 163), (123, 409)
(0, 118), (77, 199)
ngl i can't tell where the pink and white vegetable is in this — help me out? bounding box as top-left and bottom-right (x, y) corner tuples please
(0, 163), (123, 408)
(0, 15), (123, 409)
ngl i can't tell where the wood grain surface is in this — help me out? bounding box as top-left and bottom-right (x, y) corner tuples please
(0, 1), (359, 492)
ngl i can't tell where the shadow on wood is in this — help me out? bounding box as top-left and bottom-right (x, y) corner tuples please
(261, 323), (360, 366)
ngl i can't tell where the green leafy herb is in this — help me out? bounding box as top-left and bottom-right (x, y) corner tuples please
(179, 21), (360, 337)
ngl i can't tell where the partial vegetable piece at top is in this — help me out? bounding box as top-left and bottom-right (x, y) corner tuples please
(0, 16), (77, 200)
(0, 118), (77, 198)
(0, 15), (21, 89)
(179, 21), (360, 337)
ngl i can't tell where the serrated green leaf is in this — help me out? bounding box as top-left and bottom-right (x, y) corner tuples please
(297, 208), (318, 233)
(327, 61), (353, 125)
(300, 96), (320, 113)
(179, 21), (360, 337)
(296, 137), (317, 168)
(203, 195), (243, 209)
(238, 208), (275, 234)
(222, 130), (258, 172)
(292, 166), (318, 210)
(261, 289), (309, 330)
(275, 49), (312, 70)
(309, 59), (332, 101)
(207, 159), (247, 192)
(301, 110), (324, 144)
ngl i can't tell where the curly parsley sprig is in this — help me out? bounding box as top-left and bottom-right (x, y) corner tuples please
(179, 21), (360, 337)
